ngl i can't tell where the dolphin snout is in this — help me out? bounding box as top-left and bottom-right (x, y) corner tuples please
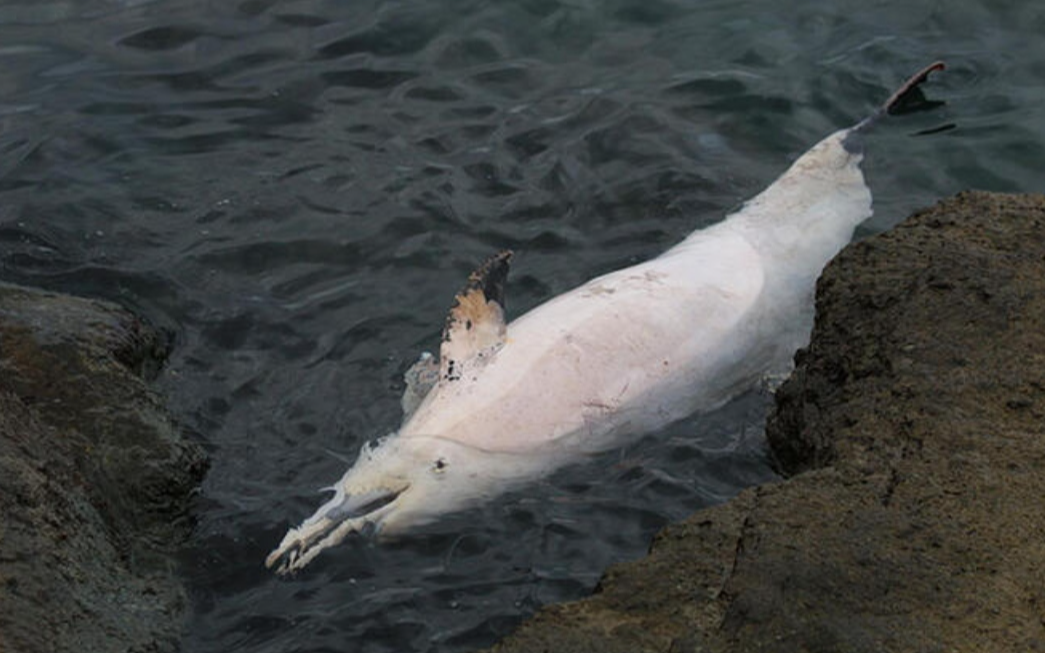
(266, 486), (405, 575)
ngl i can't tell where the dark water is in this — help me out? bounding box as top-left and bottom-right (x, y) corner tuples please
(2, 1), (1043, 651)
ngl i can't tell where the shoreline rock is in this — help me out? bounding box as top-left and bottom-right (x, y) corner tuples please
(481, 191), (1045, 652)
(0, 283), (207, 653)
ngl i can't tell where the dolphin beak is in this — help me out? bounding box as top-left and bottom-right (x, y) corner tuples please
(265, 487), (404, 575)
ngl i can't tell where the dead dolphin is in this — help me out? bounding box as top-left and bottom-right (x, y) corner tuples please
(267, 62), (945, 574)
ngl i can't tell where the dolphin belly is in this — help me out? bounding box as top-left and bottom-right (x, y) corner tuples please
(400, 226), (768, 455)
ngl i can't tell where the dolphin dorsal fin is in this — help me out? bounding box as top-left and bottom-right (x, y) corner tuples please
(439, 250), (512, 382)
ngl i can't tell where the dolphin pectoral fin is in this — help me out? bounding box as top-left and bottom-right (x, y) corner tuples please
(401, 351), (439, 419)
(439, 250), (512, 382)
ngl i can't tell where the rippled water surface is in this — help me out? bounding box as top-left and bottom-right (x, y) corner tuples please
(2, 1), (1044, 651)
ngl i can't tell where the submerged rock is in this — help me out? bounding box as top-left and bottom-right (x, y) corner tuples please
(0, 284), (207, 653)
(481, 191), (1045, 652)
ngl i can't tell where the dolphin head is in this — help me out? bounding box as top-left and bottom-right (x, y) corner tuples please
(265, 434), (537, 575)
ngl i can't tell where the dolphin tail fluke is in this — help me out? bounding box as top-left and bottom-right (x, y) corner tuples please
(852, 61), (947, 135)
(881, 61), (946, 116)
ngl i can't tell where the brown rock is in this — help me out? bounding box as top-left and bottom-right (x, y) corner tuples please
(0, 283), (207, 653)
(481, 191), (1045, 653)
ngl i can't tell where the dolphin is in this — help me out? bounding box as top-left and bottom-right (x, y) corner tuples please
(267, 62), (945, 574)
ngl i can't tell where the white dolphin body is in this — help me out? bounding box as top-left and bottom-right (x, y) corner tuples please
(267, 64), (945, 574)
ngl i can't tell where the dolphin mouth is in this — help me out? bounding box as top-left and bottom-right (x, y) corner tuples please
(266, 486), (405, 575)
(324, 488), (401, 521)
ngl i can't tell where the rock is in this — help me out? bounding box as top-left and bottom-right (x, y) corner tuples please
(0, 283), (207, 653)
(480, 191), (1045, 653)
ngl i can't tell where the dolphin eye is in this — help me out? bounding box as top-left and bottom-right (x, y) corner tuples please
(432, 458), (448, 473)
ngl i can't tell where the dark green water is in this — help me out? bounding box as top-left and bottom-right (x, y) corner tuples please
(2, 1), (1043, 651)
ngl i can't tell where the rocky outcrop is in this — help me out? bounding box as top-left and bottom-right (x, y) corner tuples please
(482, 191), (1045, 653)
(0, 284), (207, 653)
